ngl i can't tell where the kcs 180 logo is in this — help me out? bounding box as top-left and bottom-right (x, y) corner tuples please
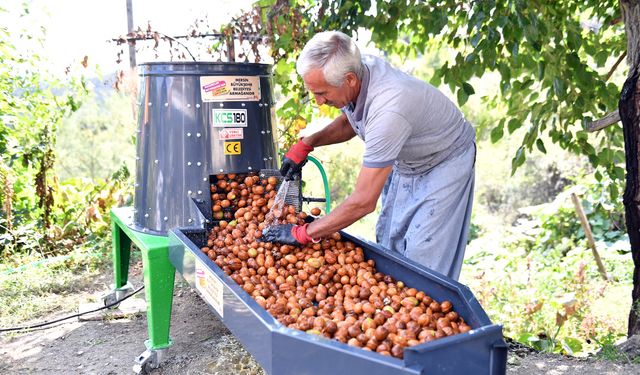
(212, 109), (248, 127)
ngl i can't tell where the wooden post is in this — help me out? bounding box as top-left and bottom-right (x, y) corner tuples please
(126, 0), (136, 68)
(571, 193), (609, 281)
(226, 32), (236, 62)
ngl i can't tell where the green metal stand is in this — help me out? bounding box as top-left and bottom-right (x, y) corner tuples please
(110, 206), (175, 351)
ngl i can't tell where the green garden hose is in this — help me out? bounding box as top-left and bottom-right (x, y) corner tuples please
(307, 155), (331, 214)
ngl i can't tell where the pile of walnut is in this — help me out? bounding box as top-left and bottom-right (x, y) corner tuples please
(201, 173), (471, 359)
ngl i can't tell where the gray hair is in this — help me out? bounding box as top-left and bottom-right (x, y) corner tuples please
(296, 31), (364, 87)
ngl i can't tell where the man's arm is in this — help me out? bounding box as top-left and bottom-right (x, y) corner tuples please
(305, 165), (392, 239)
(303, 113), (356, 147)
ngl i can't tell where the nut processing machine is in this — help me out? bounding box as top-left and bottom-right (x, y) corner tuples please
(108, 61), (507, 374)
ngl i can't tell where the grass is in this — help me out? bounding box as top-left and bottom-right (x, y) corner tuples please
(0, 244), (115, 329)
(593, 334), (640, 364)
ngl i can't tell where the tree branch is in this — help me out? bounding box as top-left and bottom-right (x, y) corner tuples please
(110, 32), (264, 43)
(605, 51), (628, 82)
(586, 110), (621, 132)
(155, 32), (197, 61)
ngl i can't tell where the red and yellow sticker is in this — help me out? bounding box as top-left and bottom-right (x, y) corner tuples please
(200, 76), (261, 102)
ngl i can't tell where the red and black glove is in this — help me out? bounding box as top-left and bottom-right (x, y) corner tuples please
(280, 139), (313, 181)
(261, 223), (317, 246)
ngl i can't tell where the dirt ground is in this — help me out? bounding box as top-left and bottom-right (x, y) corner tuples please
(1, 263), (640, 375)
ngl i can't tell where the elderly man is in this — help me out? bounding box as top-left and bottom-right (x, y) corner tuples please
(262, 31), (475, 280)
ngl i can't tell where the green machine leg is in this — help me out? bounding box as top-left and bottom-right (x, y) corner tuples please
(110, 207), (175, 354)
(112, 216), (132, 289)
(139, 237), (175, 350)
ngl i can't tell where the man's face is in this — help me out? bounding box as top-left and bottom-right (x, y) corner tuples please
(302, 69), (359, 109)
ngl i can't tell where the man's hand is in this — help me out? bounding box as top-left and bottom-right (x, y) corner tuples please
(280, 140), (314, 181)
(261, 223), (315, 246)
(296, 165), (392, 238)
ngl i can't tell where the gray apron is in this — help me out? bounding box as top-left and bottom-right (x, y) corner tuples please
(376, 143), (476, 280)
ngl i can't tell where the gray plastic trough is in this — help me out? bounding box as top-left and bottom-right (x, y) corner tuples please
(168, 228), (507, 375)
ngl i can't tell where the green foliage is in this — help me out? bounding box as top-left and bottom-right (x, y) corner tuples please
(475, 129), (586, 226)
(256, 0), (376, 150)
(0, 165), (133, 258)
(517, 331), (584, 355)
(592, 333), (634, 362)
(323, 144), (363, 205)
(56, 88), (136, 180)
(0, 6), (132, 258)
(516, 174), (626, 256)
(481, 159), (573, 222)
(463, 174), (631, 356)
(256, 1), (628, 196)
(466, 221), (482, 243)
(374, 1), (626, 182)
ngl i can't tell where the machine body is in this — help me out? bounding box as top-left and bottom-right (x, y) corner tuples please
(133, 62), (278, 235)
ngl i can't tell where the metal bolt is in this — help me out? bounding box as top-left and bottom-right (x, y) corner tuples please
(263, 158), (267, 161)
(266, 130), (271, 133)
(248, 166), (252, 170)
(163, 216), (168, 221)
(196, 133), (201, 137)
(220, 103), (224, 108)
(164, 103), (168, 107)
(154, 160), (158, 164)
(197, 162), (201, 166)
(261, 131), (266, 134)
(187, 132), (191, 137)
(148, 102), (153, 106)
(187, 104), (191, 108)
(188, 219), (193, 223)
(196, 104), (201, 108)
(268, 156), (273, 160)
(135, 156), (140, 160)
(198, 190), (202, 195)
(265, 103), (269, 107)
(187, 162), (192, 166)
(259, 103), (263, 107)
(188, 190), (192, 195)
(219, 169), (224, 172)
(205, 219), (210, 223)
(203, 177), (208, 181)
(144, 213), (149, 218)
(241, 103), (246, 107)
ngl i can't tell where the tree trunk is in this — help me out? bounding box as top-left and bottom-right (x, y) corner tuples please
(620, 0), (640, 337)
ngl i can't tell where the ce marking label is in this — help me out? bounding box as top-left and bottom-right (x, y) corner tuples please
(224, 142), (241, 155)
